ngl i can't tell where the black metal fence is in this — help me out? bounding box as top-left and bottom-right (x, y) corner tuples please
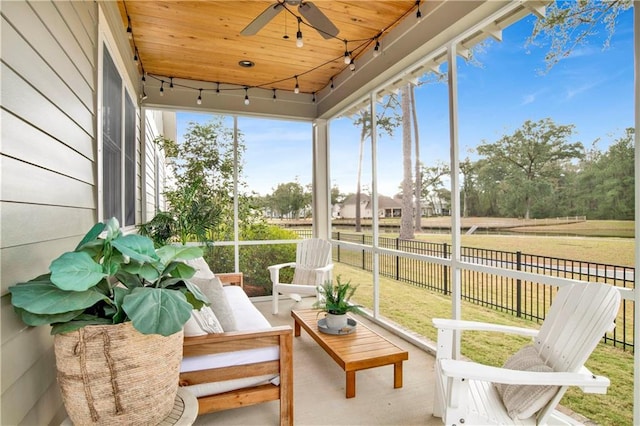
(330, 231), (635, 352)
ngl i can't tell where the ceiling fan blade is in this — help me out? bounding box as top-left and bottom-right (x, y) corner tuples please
(298, 2), (339, 39)
(241, 3), (284, 36)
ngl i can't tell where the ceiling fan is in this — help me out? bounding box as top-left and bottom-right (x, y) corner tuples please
(241, 0), (339, 39)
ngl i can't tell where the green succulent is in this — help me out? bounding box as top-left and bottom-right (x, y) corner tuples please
(9, 217), (208, 336)
(313, 276), (362, 315)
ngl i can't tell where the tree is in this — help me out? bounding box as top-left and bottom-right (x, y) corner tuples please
(476, 118), (583, 219)
(459, 158), (475, 217)
(410, 84), (422, 231)
(331, 184), (345, 205)
(399, 84), (414, 239)
(141, 117), (256, 244)
(268, 181), (310, 219)
(576, 128), (635, 219)
(351, 97), (401, 232)
(527, 0), (632, 71)
(420, 162), (450, 216)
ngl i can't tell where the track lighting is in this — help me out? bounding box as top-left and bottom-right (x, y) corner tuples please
(160, 81), (164, 96)
(244, 87), (250, 105)
(197, 88), (202, 105)
(294, 76), (300, 94)
(296, 18), (303, 48)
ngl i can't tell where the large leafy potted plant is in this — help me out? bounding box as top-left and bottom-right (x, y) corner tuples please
(313, 276), (362, 330)
(8, 217), (208, 425)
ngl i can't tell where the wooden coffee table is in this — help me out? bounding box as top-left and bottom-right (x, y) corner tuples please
(291, 309), (409, 398)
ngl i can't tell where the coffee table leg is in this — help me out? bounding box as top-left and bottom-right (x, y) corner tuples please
(294, 320), (300, 337)
(346, 371), (356, 398)
(394, 361), (403, 389)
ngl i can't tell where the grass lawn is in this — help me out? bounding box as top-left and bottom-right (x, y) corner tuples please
(407, 219), (634, 267)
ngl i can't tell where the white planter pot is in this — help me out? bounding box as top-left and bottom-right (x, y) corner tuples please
(325, 312), (348, 329)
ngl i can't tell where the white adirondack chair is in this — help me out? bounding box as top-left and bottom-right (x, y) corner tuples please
(432, 281), (621, 425)
(269, 238), (333, 314)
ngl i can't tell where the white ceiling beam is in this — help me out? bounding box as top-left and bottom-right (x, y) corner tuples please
(522, 0), (547, 19)
(482, 22), (503, 42)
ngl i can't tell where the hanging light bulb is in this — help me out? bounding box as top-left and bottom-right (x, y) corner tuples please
(159, 81), (164, 96)
(272, 88), (277, 102)
(133, 47), (138, 63)
(330, 78), (335, 91)
(343, 41), (351, 64)
(141, 72), (146, 82)
(312, 92), (316, 103)
(349, 58), (356, 71)
(244, 87), (250, 105)
(296, 17), (304, 48)
(126, 16), (133, 39)
(197, 89), (202, 105)
(294, 76), (300, 94)
(373, 39), (381, 57)
(169, 77), (174, 90)
(415, 0), (422, 20)
(216, 82), (220, 95)
(141, 85), (148, 101)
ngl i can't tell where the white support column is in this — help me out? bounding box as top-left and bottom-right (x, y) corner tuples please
(233, 116), (240, 273)
(633, 3), (639, 425)
(447, 42), (462, 359)
(312, 119), (330, 240)
(370, 92), (380, 318)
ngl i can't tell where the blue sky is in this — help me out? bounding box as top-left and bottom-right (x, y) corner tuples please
(177, 8), (634, 197)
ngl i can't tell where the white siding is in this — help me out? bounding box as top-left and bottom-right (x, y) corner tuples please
(1, 1), (169, 421)
(0, 1), (127, 424)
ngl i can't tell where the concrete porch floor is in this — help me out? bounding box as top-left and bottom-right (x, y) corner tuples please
(193, 296), (442, 426)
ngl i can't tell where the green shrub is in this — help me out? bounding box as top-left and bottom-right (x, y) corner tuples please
(204, 224), (299, 295)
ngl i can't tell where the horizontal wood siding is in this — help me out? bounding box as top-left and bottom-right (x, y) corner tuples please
(0, 1), (98, 425)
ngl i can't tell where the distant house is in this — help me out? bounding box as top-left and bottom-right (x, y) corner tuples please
(338, 194), (402, 219)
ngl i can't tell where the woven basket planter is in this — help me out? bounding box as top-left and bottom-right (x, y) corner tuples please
(54, 322), (184, 425)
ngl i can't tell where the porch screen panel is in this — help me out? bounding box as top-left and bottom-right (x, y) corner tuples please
(124, 92), (135, 226)
(102, 47), (122, 223)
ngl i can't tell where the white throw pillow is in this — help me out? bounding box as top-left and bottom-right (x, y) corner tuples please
(495, 345), (559, 420)
(183, 307), (224, 336)
(190, 276), (238, 332)
(184, 257), (215, 279)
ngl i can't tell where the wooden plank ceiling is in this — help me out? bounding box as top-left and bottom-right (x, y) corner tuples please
(117, 1), (417, 95)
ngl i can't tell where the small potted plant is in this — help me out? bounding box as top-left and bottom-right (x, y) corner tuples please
(8, 217), (209, 425)
(313, 276), (362, 330)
